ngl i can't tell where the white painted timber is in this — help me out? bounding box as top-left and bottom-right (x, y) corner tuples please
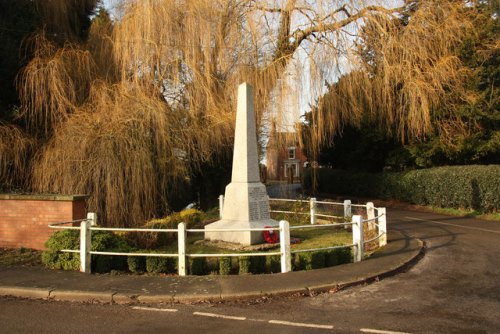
(352, 215), (364, 262)
(177, 222), (186, 276)
(378, 208), (387, 247)
(205, 83), (277, 245)
(80, 218), (91, 273)
(310, 197), (317, 224)
(367, 202), (375, 230)
(279, 220), (291, 273)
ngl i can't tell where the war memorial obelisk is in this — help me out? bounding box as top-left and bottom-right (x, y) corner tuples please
(204, 83), (278, 245)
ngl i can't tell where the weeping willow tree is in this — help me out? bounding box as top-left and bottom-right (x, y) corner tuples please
(307, 0), (498, 162)
(2, 0), (489, 226)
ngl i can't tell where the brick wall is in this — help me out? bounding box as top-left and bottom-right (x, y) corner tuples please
(0, 194), (88, 250)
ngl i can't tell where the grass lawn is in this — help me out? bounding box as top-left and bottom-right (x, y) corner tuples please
(0, 247), (42, 266)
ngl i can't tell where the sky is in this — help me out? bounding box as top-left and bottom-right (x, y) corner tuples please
(101, 0), (119, 19)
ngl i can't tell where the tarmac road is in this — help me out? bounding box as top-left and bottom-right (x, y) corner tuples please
(1, 209), (499, 333)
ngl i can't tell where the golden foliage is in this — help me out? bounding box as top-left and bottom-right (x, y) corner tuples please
(309, 0), (476, 155)
(31, 82), (190, 226)
(17, 34), (95, 135)
(11, 0), (484, 226)
(0, 124), (34, 190)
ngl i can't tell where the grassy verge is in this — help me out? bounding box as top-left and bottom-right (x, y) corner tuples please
(425, 206), (500, 221)
(0, 248), (42, 266)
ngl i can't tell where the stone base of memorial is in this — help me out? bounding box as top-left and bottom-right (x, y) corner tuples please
(205, 182), (278, 245)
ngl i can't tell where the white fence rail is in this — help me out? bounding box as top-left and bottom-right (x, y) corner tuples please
(48, 198), (387, 276)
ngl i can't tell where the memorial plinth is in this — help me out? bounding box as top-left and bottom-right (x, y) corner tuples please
(204, 83), (277, 245)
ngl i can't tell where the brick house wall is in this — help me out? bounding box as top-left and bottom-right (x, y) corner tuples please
(0, 194), (88, 250)
(266, 132), (308, 182)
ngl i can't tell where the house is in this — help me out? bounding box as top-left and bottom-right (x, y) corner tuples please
(266, 129), (308, 183)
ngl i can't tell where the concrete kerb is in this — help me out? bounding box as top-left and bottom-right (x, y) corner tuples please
(303, 238), (426, 295)
(0, 286), (52, 300)
(49, 289), (114, 303)
(0, 232), (425, 304)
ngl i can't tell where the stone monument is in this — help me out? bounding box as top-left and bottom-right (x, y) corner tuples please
(204, 83), (278, 245)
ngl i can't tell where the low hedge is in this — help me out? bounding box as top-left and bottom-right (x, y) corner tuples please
(292, 248), (351, 271)
(303, 165), (500, 212)
(42, 227), (353, 275)
(42, 230), (131, 272)
(146, 255), (177, 274)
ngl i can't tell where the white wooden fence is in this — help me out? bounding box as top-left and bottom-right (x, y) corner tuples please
(48, 198), (387, 275)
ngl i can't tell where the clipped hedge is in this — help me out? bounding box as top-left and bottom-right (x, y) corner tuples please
(219, 257), (232, 275)
(146, 255), (177, 274)
(303, 165), (500, 212)
(189, 257), (208, 275)
(127, 255), (146, 273)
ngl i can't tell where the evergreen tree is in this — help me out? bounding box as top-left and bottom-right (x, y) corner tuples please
(0, 0), (36, 120)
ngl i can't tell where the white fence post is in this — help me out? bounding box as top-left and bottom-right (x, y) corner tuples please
(378, 207), (387, 247)
(344, 200), (352, 220)
(219, 195), (224, 219)
(352, 215), (364, 262)
(80, 215), (92, 273)
(87, 212), (97, 226)
(366, 202), (375, 230)
(177, 222), (187, 276)
(310, 197), (317, 224)
(279, 220), (291, 273)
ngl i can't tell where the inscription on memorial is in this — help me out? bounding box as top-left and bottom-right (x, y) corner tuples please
(249, 201), (259, 220)
(248, 187), (270, 221)
(259, 200), (270, 219)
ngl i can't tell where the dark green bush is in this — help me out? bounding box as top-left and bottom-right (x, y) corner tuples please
(249, 256), (266, 274)
(127, 256), (146, 273)
(325, 248), (352, 267)
(91, 231), (131, 273)
(296, 251), (326, 270)
(303, 165), (500, 212)
(219, 257), (232, 275)
(189, 257), (207, 275)
(238, 256), (250, 274)
(42, 230), (131, 272)
(42, 230), (80, 270)
(146, 256), (176, 274)
(266, 255), (281, 273)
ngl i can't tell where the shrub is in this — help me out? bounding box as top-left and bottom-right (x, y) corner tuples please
(91, 231), (131, 273)
(303, 165), (500, 212)
(180, 208), (204, 226)
(42, 230), (131, 272)
(127, 256), (146, 273)
(143, 214), (181, 247)
(337, 248), (352, 264)
(219, 257), (232, 275)
(249, 256), (266, 274)
(189, 257), (207, 275)
(146, 256), (176, 274)
(238, 256), (250, 274)
(295, 251), (326, 270)
(325, 248), (352, 267)
(42, 230), (80, 270)
(266, 255), (281, 273)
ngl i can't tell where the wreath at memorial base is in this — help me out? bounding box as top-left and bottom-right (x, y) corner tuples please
(263, 226), (279, 244)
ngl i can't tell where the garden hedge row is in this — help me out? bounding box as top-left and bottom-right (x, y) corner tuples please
(303, 165), (499, 212)
(42, 229), (353, 274)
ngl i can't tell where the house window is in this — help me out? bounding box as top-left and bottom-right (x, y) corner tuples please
(288, 147), (296, 159)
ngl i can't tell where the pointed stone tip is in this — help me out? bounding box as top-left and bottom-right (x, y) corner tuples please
(238, 82), (253, 91)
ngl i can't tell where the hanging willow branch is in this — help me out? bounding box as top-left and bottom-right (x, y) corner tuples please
(11, 0), (482, 227)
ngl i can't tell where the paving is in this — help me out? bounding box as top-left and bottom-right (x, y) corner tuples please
(0, 230), (423, 304)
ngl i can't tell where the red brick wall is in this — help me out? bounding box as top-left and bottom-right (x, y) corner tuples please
(0, 195), (88, 250)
